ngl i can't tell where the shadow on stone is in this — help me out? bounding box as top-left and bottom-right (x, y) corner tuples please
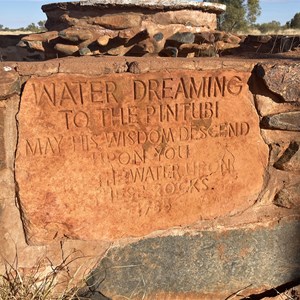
(240, 278), (300, 299)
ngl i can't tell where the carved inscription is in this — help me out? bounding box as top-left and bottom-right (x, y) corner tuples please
(16, 71), (268, 244)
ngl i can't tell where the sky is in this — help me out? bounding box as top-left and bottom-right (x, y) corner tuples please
(0, 0), (299, 29)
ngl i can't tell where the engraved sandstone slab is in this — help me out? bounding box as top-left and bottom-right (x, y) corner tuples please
(16, 70), (268, 244)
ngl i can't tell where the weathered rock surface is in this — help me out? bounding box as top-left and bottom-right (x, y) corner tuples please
(93, 14), (142, 30)
(80, 0), (226, 12)
(0, 57), (300, 300)
(152, 10), (216, 27)
(0, 34), (45, 62)
(83, 220), (300, 299)
(167, 32), (195, 45)
(20, 27), (242, 58)
(0, 66), (20, 99)
(261, 112), (300, 131)
(2, 2), (298, 61)
(257, 63), (300, 103)
(260, 129), (300, 145)
(54, 43), (79, 55)
(255, 95), (300, 117)
(273, 183), (300, 209)
(15, 70), (268, 244)
(274, 141), (300, 172)
(16, 1), (242, 59)
(224, 35), (300, 57)
(0, 107), (5, 170)
(0, 57), (299, 300)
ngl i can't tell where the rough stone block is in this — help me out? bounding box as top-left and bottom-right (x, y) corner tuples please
(84, 220), (300, 299)
(273, 183), (300, 209)
(21, 31), (59, 42)
(274, 141), (300, 172)
(167, 32), (195, 45)
(91, 14), (142, 30)
(0, 66), (20, 99)
(16, 61), (60, 77)
(261, 129), (300, 145)
(0, 107), (5, 170)
(261, 112), (300, 131)
(54, 43), (79, 55)
(257, 63), (300, 103)
(15, 70), (268, 244)
(153, 10), (217, 29)
(57, 56), (128, 75)
(255, 95), (299, 117)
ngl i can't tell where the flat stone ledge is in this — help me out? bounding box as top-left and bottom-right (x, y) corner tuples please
(43, 0), (226, 13)
(80, 0), (226, 13)
(10, 57), (256, 77)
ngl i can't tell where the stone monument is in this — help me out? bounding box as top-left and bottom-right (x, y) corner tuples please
(16, 69), (268, 244)
(18, 0), (241, 58)
(0, 1), (299, 299)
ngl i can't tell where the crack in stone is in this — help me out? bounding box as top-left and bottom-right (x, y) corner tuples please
(240, 278), (300, 299)
(13, 81), (31, 245)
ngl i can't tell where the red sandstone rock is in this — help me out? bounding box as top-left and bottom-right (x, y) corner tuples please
(16, 70), (268, 244)
(59, 28), (94, 42)
(0, 106), (5, 170)
(107, 45), (132, 55)
(54, 43), (79, 55)
(274, 141), (300, 172)
(273, 182), (300, 209)
(96, 35), (111, 46)
(91, 14), (142, 30)
(118, 27), (145, 42)
(179, 43), (216, 57)
(21, 31), (59, 43)
(222, 33), (241, 44)
(138, 38), (165, 54)
(0, 66), (20, 99)
(215, 41), (240, 51)
(255, 95), (300, 117)
(257, 63), (300, 102)
(152, 10), (216, 29)
(26, 41), (45, 52)
(194, 32), (216, 43)
(79, 47), (93, 56)
(18, 0), (225, 58)
(261, 129), (300, 145)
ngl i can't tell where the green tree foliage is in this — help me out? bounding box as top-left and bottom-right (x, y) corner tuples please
(247, 0), (261, 26)
(0, 21), (46, 32)
(218, 0), (246, 31)
(289, 12), (300, 29)
(218, 0), (261, 32)
(0, 24), (10, 31)
(257, 21), (281, 33)
(25, 21), (47, 32)
(25, 23), (40, 32)
(37, 20), (47, 31)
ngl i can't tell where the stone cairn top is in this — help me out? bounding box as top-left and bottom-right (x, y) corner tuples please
(18, 0), (241, 59)
(44, 0), (226, 12)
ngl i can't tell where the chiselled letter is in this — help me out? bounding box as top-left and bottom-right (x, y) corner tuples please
(32, 83), (56, 106)
(133, 80), (147, 101)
